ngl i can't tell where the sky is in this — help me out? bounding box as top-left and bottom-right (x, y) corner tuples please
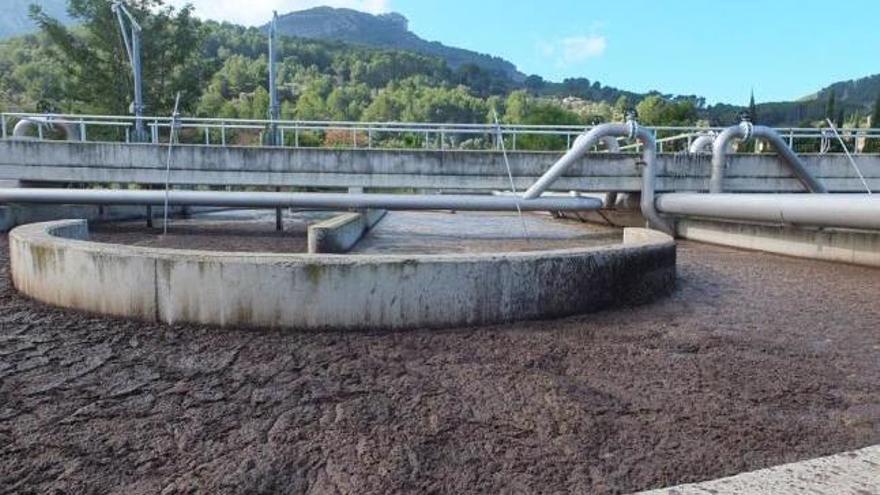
(167, 0), (880, 105)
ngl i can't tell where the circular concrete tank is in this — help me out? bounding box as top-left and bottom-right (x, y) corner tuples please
(9, 219), (675, 331)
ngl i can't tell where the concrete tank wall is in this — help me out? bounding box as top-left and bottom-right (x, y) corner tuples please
(675, 218), (880, 267)
(9, 220), (676, 331)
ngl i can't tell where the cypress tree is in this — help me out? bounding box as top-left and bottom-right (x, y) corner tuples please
(869, 93), (880, 152)
(825, 89), (836, 121)
(748, 90), (757, 122)
(872, 93), (880, 129)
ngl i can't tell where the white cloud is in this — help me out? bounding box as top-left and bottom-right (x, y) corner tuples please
(166, 0), (392, 27)
(539, 34), (607, 66)
(560, 35), (607, 62)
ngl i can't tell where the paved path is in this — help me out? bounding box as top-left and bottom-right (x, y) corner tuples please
(638, 445), (879, 494)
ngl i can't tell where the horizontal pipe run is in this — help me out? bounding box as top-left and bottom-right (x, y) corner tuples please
(0, 188), (603, 212)
(656, 193), (880, 231)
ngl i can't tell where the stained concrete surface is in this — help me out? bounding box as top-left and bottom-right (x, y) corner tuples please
(10, 219), (669, 330)
(1, 237), (878, 493)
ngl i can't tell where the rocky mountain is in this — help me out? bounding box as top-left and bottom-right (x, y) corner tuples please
(0, 0), (71, 39)
(265, 7), (525, 82)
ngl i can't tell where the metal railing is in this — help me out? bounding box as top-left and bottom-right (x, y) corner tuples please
(3, 112), (880, 154)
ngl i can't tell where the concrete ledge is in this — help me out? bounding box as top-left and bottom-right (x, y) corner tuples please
(637, 444), (880, 494)
(9, 220), (675, 331)
(308, 209), (387, 254)
(0, 204), (178, 233)
(676, 218), (880, 267)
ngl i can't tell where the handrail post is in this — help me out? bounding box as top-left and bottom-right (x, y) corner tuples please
(1, 114), (6, 139)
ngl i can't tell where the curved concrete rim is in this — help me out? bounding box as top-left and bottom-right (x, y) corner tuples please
(9, 219), (676, 331)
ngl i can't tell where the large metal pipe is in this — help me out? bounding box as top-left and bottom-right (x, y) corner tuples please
(689, 133), (715, 154)
(522, 120), (673, 234)
(0, 188), (603, 212)
(600, 135), (621, 207)
(12, 118), (78, 141)
(656, 193), (880, 231)
(711, 121), (827, 194)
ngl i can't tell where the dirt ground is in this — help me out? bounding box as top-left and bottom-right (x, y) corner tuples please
(1, 236), (878, 494)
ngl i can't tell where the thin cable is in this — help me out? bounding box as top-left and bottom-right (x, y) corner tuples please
(493, 110), (529, 241)
(825, 118), (872, 194)
(163, 92), (181, 235)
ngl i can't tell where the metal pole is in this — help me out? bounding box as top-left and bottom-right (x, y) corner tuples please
(267, 11), (280, 146)
(112, 2), (146, 142)
(131, 25), (145, 141)
(493, 110), (529, 240)
(826, 118), (872, 194)
(163, 92), (181, 235)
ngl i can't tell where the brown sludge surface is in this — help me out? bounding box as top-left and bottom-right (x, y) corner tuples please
(89, 218), (311, 254)
(1, 236), (878, 494)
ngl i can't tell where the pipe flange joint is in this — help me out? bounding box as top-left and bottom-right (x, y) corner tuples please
(739, 120), (754, 141)
(625, 118), (638, 140)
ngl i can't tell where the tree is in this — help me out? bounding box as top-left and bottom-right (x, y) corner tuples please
(825, 89), (836, 121)
(748, 90), (757, 122)
(29, 0), (206, 116)
(635, 95), (665, 125)
(872, 93), (880, 128)
(613, 95), (630, 121)
(523, 75), (545, 95)
(868, 93), (880, 152)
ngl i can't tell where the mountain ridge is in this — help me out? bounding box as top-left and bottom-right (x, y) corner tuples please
(264, 7), (525, 82)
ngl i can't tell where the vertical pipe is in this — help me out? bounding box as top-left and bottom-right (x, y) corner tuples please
(635, 127), (672, 234)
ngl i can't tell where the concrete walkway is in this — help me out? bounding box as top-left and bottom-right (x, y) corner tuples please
(637, 445), (880, 494)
